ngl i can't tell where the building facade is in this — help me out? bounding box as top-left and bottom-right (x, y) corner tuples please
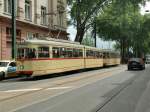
(0, 0), (68, 60)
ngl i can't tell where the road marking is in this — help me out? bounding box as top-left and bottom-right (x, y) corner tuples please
(1, 88), (42, 93)
(0, 86), (73, 93)
(46, 86), (73, 90)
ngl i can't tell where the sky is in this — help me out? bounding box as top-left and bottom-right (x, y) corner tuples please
(141, 1), (150, 14)
(67, 2), (150, 49)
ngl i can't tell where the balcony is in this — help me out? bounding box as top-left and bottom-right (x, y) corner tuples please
(6, 35), (22, 43)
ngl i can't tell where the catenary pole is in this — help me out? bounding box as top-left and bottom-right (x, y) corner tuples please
(11, 0), (17, 59)
(94, 20), (97, 47)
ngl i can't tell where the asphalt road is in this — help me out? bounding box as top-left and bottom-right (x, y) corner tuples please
(0, 65), (150, 112)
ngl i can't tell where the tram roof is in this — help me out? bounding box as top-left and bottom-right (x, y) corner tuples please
(19, 39), (84, 48)
(19, 39), (103, 51)
(102, 49), (120, 54)
(18, 39), (117, 53)
(84, 46), (103, 51)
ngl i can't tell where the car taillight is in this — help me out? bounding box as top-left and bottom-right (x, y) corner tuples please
(140, 59), (144, 64)
(127, 60), (130, 64)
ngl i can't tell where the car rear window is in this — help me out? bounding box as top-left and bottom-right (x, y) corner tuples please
(129, 58), (141, 62)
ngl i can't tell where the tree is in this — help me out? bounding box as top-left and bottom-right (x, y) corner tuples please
(68, 0), (111, 43)
(68, 0), (149, 43)
(96, 0), (150, 63)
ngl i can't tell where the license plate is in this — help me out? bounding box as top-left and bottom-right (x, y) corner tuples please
(132, 62), (137, 65)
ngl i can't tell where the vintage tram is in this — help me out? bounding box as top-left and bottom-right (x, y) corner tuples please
(16, 38), (120, 77)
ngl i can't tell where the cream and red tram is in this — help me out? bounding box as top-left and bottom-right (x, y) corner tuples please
(103, 50), (120, 66)
(17, 39), (105, 77)
(84, 46), (103, 68)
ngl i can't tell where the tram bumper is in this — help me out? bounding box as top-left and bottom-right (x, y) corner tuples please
(17, 71), (33, 77)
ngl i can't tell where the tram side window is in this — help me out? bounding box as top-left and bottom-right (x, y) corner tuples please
(111, 53), (116, 58)
(86, 50), (89, 58)
(86, 50), (94, 58)
(66, 48), (73, 58)
(95, 51), (98, 58)
(95, 51), (100, 58)
(73, 49), (79, 57)
(86, 50), (90, 58)
(111, 53), (113, 58)
(115, 53), (120, 58)
(107, 53), (110, 58)
(117, 53), (120, 58)
(79, 49), (83, 57)
(53, 47), (83, 58)
(17, 48), (25, 59)
(95, 51), (102, 58)
(53, 47), (60, 58)
(103, 53), (105, 59)
(17, 48), (37, 59)
(99, 52), (103, 58)
(38, 47), (49, 58)
(91, 50), (94, 58)
(60, 47), (67, 58)
(103, 52), (109, 59)
(93, 51), (96, 58)
(73, 49), (83, 58)
(53, 47), (72, 58)
(113, 53), (116, 58)
(27, 48), (36, 58)
(110, 53), (113, 58)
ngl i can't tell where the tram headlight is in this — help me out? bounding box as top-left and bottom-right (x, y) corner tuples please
(20, 65), (24, 70)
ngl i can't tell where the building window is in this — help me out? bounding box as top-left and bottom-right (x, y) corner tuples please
(27, 32), (39, 40)
(25, 0), (32, 20)
(27, 32), (33, 40)
(4, 0), (12, 14)
(6, 27), (21, 39)
(41, 6), (47, 25)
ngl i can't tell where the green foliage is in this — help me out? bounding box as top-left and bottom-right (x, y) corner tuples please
(96, 0), (150, 58)
(68, 0), (150, 58)
(81, 36), (95, 47)
(68, 0), (111, 42)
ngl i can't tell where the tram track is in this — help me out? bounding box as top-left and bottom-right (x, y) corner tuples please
(0, 66), (125, 102)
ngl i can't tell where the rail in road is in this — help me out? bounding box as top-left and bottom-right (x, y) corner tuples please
(0, 65), (127, 112)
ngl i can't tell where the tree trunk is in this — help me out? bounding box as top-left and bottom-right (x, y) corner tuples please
(120, 39), (124, 64)
(120, 38), (126, 64)
(75, 28), (85, 43)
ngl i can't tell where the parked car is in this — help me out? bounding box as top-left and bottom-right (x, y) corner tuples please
(0, 60), (17, 80)
(146, 58), (150, 64)
(128, 58), (145, 70)
(145, 55), (150, 64)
